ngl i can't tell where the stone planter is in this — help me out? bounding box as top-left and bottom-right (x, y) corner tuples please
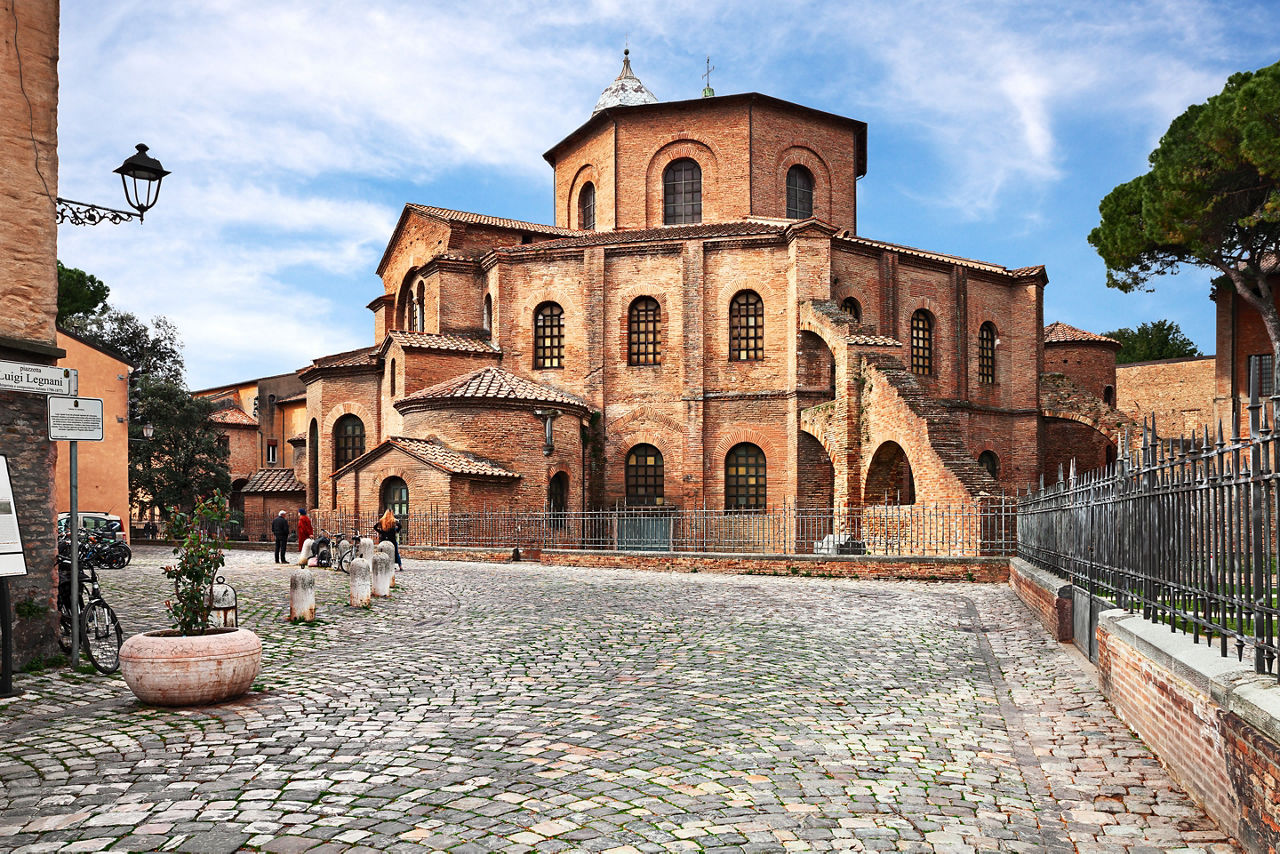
(119, 627), (262, 707)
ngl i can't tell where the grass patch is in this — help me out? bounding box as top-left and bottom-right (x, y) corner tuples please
(14, 600), (48, 620)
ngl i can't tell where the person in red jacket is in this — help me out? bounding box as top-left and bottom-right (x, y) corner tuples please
(296, 508), (314, 556)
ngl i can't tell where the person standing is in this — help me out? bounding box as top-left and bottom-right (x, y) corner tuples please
(271, 510), (289, 564)
(374, 508), (402, 569)
(296, 508), (313, 555)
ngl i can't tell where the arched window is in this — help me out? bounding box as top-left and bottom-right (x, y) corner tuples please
(533, 302), (564, 369)
(786, 165), (814, 219)
(415, 282), (425, 333)
(729, 290), (764, 361)
(628, 297), (661, 365)
(978, 450), (999, 480)
(483, 294), (492, 333)
(578, 182), (596, 231)
(841, 297), (861, 322)
(333, 415), (365, 470)
(725, 443), (767, 509)
(910, 309), (933, 376)
(406, 296), (417, 333)
(548, 471), (569, 528)
(389, 359), (396, 396)
(381, 477), (408, 516)
(625, 444), (664, 506)
(1103, 385), (1115, 406)
(978, 322), (997, 384)
(663, 158), (702, 225)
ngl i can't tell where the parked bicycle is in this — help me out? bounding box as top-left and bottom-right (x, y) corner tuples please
(314, 528), (360, 573)
(56, 538), (124, 674)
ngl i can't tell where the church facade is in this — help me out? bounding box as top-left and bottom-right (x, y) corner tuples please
(268, 55), (1119, 518)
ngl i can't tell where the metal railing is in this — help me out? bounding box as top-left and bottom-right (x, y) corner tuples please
(308, 500), (1016, 558)
(1018, 377), (1280, 678)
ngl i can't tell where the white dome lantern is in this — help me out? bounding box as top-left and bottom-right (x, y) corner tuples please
(592, 49), (658, 115)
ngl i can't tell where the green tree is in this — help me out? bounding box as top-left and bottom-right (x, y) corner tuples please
(1089, 59), (1280, 361)
(56, 261), (110, 324)
(1104, 320), (1204, 364)
(63, 308), (185, 387)
(130, 376), (230, 519)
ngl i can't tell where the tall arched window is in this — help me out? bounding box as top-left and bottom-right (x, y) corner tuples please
(978, 322), (997, 384)
(978, 451), (999, 480)
(548, 472), (569, 528)
(910, 309), (933, 376)
(389, 358), (396, 396)
(333, 415), (365, 470)
(625, 444), (664, 506)
(663, 158), (702, 225)
(628, 297), (661, 365)
(725, 443), (767, 509)
(841, 297), (861, 322)
(415, 283), (425, 333)
(381, 477), (408, 516)
(729, 290), (764, 361)
(578, 182), (596, 230)
(786, 165), (814, 219)
(533, 302), (564, 369)
(483, 294), (492, 333)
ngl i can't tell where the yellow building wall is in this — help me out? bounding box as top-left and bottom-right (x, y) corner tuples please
(53, 332), (132, 526)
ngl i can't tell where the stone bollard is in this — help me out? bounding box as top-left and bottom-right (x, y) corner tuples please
(297, 537), (314, 567)
(371, 553), (393, 597)
(377, 542), (397, 587)
(349, 558), (372, 607)
(290, 568), (316, 622)
(358, 537), (376, 562)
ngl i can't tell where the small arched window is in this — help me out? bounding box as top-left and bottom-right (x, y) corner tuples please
(978, 450), (999, 480)
(534, 302), (564, 369)
(548, 472), (569, 528)
(628, 297), (661, 365)
(1103, 385), (1115, 406)
(786, 165), (814, 219)
(663, 158), (702, 225)
(381, 477), (408, 516)
(389, 359), (396, 396)
(333, 415), (365, 470)
(483, 293), (493, 334)
(841, 297), (861, 322)
(578, 182), (596, 231)
(725, 443), (767, 510)
(729, 290), (764, 362)
(910, 309), (933, 376)
(625, 444), (664, 506)
(978, 322), (997, 384)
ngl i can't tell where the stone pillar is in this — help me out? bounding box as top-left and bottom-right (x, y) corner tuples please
(290, 569), (315, 622)
(371, 553), (392, 597)
(297, 537), (314, 566)
(377, 542), (397, 587)
(348, 558), (371, 607)
(358, 537), (375, 562)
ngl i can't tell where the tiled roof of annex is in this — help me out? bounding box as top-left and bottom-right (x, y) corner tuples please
(387, 436), (518, 480)
(385, 331), (500, 355)
(494, 220), (787, 254)
(242, 468), (306, 493)
(1044, 322), (1121, 346)
(207, 406), (257, 427)
(398, 366), (589, 413)
(835, 231), (1047, 279)
(407, 205), (579, 237)
(299, 347), (380, 380)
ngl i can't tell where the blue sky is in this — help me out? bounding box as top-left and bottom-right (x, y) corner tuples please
(55, 1), (1280, 390)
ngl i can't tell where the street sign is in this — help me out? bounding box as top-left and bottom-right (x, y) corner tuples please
(0, 360), (76, 396)
(0, 457), (27, 578)
(48, 396), (104, 442)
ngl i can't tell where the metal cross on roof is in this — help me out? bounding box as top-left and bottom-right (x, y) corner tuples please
(702, 56), (716, 97)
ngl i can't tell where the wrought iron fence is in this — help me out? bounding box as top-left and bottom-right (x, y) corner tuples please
(1018, 381), (1280, 678)
(308, 500), (1015, 558)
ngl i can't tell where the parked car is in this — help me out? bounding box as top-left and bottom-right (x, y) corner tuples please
(57, 512), (127, 542)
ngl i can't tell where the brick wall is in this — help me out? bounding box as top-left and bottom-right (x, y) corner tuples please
(539, 550), (1009, 581)
(224, 425), (259, 483)
(1116, 356), (1215, 437)
(1041, 417), (1113, 480)
(1044, 341), (1118, 402)
(1008, 558), (1072, 641)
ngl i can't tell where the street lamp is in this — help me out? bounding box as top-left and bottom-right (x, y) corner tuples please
(57, 144), (170, 226)
(142, 422), (154, 440)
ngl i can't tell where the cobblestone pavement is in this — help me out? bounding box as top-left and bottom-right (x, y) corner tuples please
(0, 547), (1238, 853)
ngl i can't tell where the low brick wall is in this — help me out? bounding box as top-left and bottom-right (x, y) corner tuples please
(539, 550), (1009, 581)
(401, 546), (525, 563)
(1008, 558), (1072, 641)
(1098, 610), (1280, 852)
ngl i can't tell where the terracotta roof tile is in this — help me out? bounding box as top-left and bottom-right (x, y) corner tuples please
(388, 331), (500, 354)
(847, 333), (903, 347)
(242, 468), (305, 493)
(408, 205), (579, 237)
(400, 366), (589, 412)
(496, 220), (786, 254)
(388, 436), (519, 479)
(311, 346), (380, 369)
(208, 407), (257, 427)
(1044, 322), (1121, 346)
(835, 231), (1044, 279)
(275, 392), (306, 404)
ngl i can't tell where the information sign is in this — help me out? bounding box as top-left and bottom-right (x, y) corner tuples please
(0, 360), (75, 396)
(0, 457), (27, 578)
(48, 396), (104, 442)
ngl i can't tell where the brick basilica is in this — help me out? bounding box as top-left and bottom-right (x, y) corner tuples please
(227, 53), (1123, 519)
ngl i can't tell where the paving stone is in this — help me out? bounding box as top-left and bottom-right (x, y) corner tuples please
(0, 548), (1241, 852)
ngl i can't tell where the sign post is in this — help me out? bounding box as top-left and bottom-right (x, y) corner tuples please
(0, 456), (28, 698)
(47, 396), (101, 669)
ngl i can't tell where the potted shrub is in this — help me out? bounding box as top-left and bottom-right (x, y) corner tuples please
(119, 494), (262, 706)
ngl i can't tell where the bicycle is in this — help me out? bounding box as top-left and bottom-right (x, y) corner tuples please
(56, 543), (124, 674)
(314, 529), (361, 573)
